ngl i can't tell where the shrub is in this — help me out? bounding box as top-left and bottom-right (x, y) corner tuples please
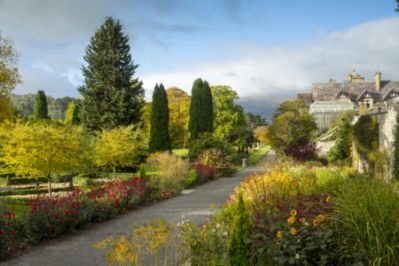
(228, 194), (252, 265)
(147, 152), (188, 194)
(25, 189), (92, 243)
(197, 148), (233, 177)
(73, 176), (94, 188)
(194, 163), (214, 184)
(285, 143), (317, 161)
(0, 210), (23, 259)
(184, 169), (198, 187)
(188, 132), (227, 160)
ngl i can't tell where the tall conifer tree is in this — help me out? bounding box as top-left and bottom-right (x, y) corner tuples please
(79, 17), (143, 130)
(34, 90), (48, 120)
(149, 83), (171, 152)
(189, 78), (213, 140)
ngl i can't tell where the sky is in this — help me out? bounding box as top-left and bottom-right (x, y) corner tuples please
(1, 0), (399, 108)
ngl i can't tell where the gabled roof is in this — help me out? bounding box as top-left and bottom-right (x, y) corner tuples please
(356, 89), (382, 102)
(311, 80), (399, 102)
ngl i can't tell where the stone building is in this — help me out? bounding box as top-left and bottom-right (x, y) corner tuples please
(298, 70), (399, 131)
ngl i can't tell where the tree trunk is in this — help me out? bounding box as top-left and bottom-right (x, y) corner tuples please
(47, 174), (52, 197)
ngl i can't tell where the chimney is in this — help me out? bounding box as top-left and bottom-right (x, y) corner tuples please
(374, 71), (382, 91)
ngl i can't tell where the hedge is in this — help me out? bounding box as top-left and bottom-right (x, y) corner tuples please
(0, 187), (70, 197)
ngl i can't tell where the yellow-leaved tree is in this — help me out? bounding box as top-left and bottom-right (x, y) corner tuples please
(92, 125), (147, 173)
(0, 121), (90, 195)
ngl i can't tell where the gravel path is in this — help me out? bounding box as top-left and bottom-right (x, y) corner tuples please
(3, 152), (274, 266)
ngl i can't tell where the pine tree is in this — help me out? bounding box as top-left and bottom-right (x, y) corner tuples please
(79, 17), (144, 131)
(189, 78), (213, 140)
(64, 102), (80, 125)
(393, 114), (399, 179)
(149, 83), (171, 152)
(34, 90), (48, 120)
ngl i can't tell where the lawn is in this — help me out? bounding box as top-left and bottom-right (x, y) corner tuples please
(248, 145), (270, 165)
(172, 148), (189, 157)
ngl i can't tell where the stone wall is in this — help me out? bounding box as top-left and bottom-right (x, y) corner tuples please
(377, 105), (397, 180)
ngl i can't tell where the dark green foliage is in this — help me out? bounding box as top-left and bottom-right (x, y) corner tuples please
(228, 194), (252, 265)
(328, 114), (352, 163)
(149, 84), (171, 152)
(189, 78), (213, 140)
(393, 114), (399, 179)
(34, 90), (48, 120)
(188, 132), (227, 159)
(79, 17), (144, 131)
(353, 115), (379, 158)
(245, 112), (268, 129)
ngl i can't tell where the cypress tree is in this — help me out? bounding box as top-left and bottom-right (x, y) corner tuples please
(79, 16), (144, 131)
(189, 78), (213, 140)
(393, 114), (399, 179)
(149, 83), (171, 152)
(34, 90), (48, 120)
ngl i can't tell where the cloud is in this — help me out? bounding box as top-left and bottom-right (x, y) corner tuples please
(141, 17), (399, 101)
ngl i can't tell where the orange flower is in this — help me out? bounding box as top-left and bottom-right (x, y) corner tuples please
(276, 231), (283, 238)
(290, 209), (297, 216)
(289, 227), (297, 235)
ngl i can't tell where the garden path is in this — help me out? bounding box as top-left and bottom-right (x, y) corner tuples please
(3, 151), (275, 266)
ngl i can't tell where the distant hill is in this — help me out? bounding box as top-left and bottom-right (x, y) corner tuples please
(237, 95), (291, 123)
(11, 94), (79, 120)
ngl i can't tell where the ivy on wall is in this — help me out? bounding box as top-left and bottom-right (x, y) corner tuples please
(353, 115), (379, 170)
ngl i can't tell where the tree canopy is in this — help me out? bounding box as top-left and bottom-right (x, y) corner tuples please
(92, 125), (147, 173)
(79, 16), (144, 130)
(269, 100), (317, 157)
(0, 122), (88, 194)
(189, 78), (213, 140)
(167, 87), (190, 148)
(34, 90), (49, 120)
(149, 84), (171, 152)
(0, 34), (20, 122)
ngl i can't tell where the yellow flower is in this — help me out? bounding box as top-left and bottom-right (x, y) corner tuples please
(276, 231), (283, 238)
(313, 219), (320, 227)
(326, 195), (331, 203)
(299, 217), (306, 223)
(316, 214), (326, 222)
(287, 216), (296, 224)
(289, 227), (297, 235)
(290, 209), (297, 216)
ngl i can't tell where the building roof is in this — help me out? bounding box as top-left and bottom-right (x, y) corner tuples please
(311, 80), (399, 102)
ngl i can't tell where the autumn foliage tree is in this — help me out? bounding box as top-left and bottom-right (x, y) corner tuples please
(0, 34), (20, 122)
(0, 122), (89, 195)
(167, 87), (190, 148)
(92, 125), (147, 173)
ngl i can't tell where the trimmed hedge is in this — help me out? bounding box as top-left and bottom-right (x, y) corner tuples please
(0, 187), (69, 197)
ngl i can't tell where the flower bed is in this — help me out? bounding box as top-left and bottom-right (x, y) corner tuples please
(0, 176), (146, 258)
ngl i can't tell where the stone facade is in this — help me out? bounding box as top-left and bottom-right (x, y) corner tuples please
(298, 70), (399, 131)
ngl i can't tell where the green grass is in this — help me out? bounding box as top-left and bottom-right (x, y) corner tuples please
(172, 148), (189, 157)
(248, 145), (270, 166)
(0, 197), (30, 218)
